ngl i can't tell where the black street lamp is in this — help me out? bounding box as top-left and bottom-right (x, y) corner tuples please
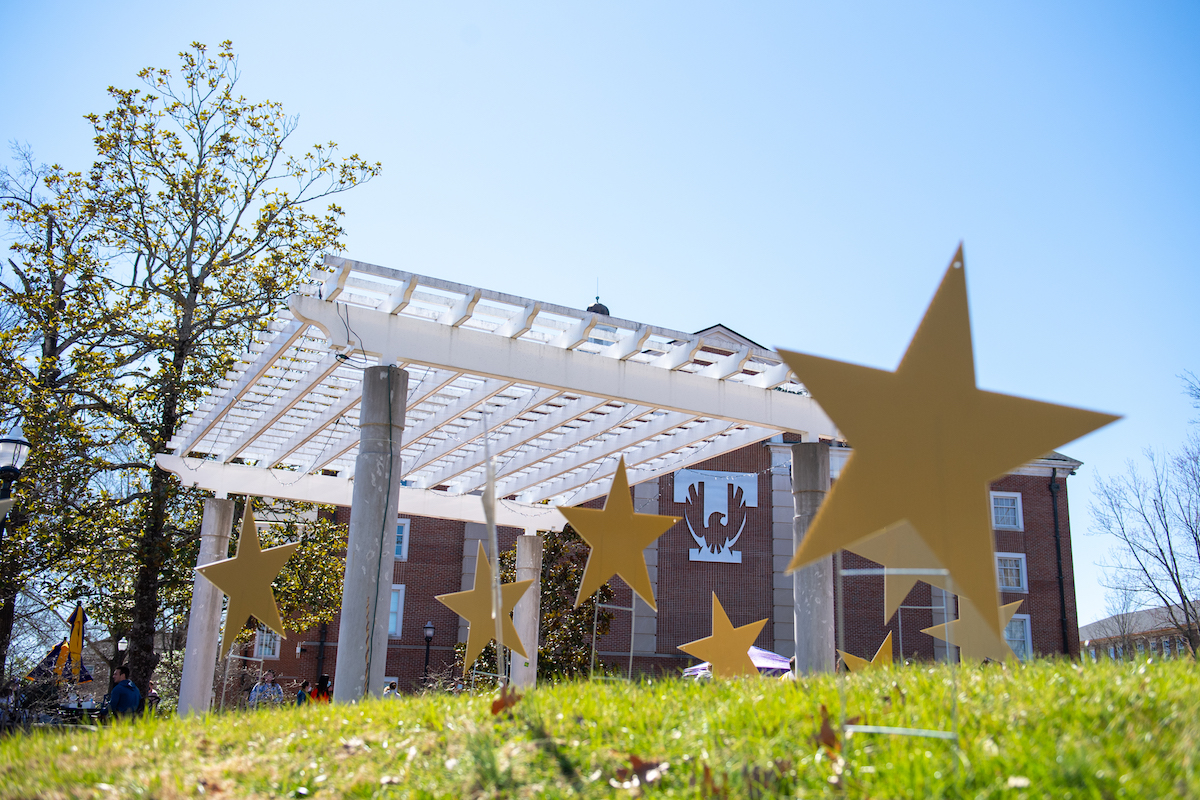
(422, 620), (435, 684)
(0, 425), (31, 502)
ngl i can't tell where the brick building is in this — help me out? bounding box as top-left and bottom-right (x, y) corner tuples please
(251, 425), (1084, 695)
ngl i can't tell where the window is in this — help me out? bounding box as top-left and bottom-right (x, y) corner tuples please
(389, 584), (406, 638)
(991, 492), (1024, 531)
(255, 626), (280, 660)
(1004, 614), (1032, 660)
(395, 518), (410, 561)
(1136, 640), (1145, 656)
(996, 552), (1028, 592)
(1162, 638), (1172, 659)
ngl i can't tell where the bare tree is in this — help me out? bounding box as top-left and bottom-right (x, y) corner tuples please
(1093, 429), (1200, 659)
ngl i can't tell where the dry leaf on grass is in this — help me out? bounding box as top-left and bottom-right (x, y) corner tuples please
(491, 684), (523, 716)
(813, 703), (860, 753)
(610, 753), (670, 795)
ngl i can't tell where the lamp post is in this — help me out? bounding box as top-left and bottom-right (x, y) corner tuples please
(422, 621), (435, 684)
(116, 636), (128, 667)
(0, 425), (31, 503)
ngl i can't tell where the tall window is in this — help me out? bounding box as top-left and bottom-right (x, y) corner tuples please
(389, 584), (406, 638)
(395, 518), (410, 561)
(991, 492), (1024, 530)
(1004, 614), (1032, 660)
(255, 626), (280, 660)
(996, 552), (1028, 592)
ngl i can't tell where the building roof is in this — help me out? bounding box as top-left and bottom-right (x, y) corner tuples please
(1079, 603), (1199, 641)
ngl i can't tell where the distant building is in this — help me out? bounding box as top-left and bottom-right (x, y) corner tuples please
(1079, 604), (1199, 661)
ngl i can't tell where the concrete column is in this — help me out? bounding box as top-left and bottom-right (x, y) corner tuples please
(458, 523), (489, 644)
(178, 498), (235, 716)
(333, 366), (408, 703)
(769, 444), (796, 658)
(510, 533), (544, 688)
(632, 480), (659, 655)
(791, 442), (835, 673)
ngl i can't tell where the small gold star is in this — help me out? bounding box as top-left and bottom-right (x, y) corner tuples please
(781, 246), (1118, 637)
(195, 506), (300, 659)
(436, 541), (533, 670)
(840, 631), (893, 672)
(559, 457), (680, 611)
(678, 593), (768, 679)
(922, 599), (1025, 662)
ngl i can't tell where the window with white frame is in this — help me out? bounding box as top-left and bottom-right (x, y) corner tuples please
(395, 518), (410, 561)
(996, 552), (1028, 592)
(1161, 637), (1172, 658)
(991, 492), (1024, 531)
(255, 626), (280, 660)
(389, 584), (406, 638)
(1004, 614), (1032, 660)
(1136, 640), (1145, 656)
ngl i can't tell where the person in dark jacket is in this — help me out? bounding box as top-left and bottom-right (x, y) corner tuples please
(296, 680), (310, 705)
(109, 666), (141, 718)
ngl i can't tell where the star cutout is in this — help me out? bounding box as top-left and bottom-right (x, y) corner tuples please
(559, 457), (680, 611)
(436, 541), (533, 670)
(678, 593), (768, 679)
(839, 631), (893, 672)
(195, 506), (300, 659)
(922, 599), (1025, 662)
(847, 521), (948, 623)
(781, 246), (1118, 637)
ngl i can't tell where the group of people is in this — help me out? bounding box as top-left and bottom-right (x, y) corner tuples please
(248, 670), (332, 707)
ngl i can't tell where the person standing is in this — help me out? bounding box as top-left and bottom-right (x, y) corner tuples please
(310, 674), (332, 703)
(109, 666), (141, 718)
(248, 670), (284, 708)
(296, 680), (311, 706)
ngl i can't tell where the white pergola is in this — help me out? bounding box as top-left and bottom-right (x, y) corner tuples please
(158, 255), (837, 528)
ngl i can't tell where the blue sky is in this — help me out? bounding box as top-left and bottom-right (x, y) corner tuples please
(4, 2), (1198, 624)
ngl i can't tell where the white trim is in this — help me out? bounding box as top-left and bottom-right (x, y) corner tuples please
(254, 626), (281, 660)
(389, 584), (406, 639)
(995, 552), (1028, 593)
(1004, 613), (1033, 660)
(990, 491), (1024, 531)
(395, 518), (411, 562)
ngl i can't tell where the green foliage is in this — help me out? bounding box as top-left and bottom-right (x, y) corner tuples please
(0, 40), (379, 686)
(1, 659), (1197, 798)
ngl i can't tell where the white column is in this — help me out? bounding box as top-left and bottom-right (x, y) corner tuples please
(510, 533), (544, 688)
(632, 480), (659, 655)
(333, 366), (408, 702)
(177, 498), (235, 716)
(791, 442), (835, 673)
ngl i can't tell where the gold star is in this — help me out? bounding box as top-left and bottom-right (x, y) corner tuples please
(847, 522), (947, 623)
(559, 457), (680, 611)
(922, 599), (1025, 662)
(839, 631), (893, 672)
(781, 246), (1118, 637)
(678, 593), (768, 679)
(436, 541), (533, 670)
(195, 506), (300, 659)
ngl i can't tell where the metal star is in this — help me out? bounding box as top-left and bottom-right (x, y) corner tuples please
(678, 593), (768, 679)
(839, 631), (893, 672)
(559, 457), (680, 611)
(922, 599), (1026, 662)
(436, 541), (533, 670)
(195, 506), (300, 659)
(781, 246), (1118, 637)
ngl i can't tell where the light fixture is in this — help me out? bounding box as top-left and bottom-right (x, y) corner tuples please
(423, 621), (435, 642)
(117, 637), (128, 652)
(0, 425), (31, 499)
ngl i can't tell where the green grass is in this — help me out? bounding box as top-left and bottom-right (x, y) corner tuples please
(2, 659), (1197, 799)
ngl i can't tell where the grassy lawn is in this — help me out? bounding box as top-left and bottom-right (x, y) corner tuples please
(1, 658), (1196, 799)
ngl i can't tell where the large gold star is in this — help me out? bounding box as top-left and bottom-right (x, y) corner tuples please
(195, 506), (300, 659)
(559, 457), (680, 611)
(678, 593), (768, 679)
(847, 521), (948, 623)
(781, 246), (1118, 637)
(436, 541), (533, 670)
(839, 631), (893, 672)
(922, 599), (1025, 662)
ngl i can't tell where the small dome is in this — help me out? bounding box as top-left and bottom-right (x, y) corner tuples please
(587, 298), (610, 316)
